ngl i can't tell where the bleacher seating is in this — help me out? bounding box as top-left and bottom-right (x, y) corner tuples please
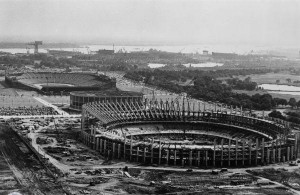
(16, 73), (104, 87)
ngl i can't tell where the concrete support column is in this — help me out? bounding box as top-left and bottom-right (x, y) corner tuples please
(287, 147), (290, 161)
(87, 135), (90, 147)
(123, 135), (127, 160)
(242, 140), (245, 166)
(86, 134), (89, 145)
(261, 138), (265, 164)
(235, 139), (238, 166)
(272, 148), (276, 163)
(112, 143), (116, 159)
(180, 150), (184, 166)
(104, 140), (107, 156)
(295, 133), (300, 159)
(107, 150), (110, 158)
(197, 151), (200, 167)
(100, 139), (103, 153)
(228, 139), (231, 167)
(158, 141), (162, 165)
(151, 139), (154, 164)
(174, 150), (177, 166)
(255, 138), (259, 165)
(205, 150), (208, 167)
(96, 138), (99, 151)
(129, 135), (133, 161)
(136, 147), (139, 162)
(291, 146), (294, 160)
(189, 150), (193, 167)
(166, 149), (169, 165)
(278, 148), (281, 162)
(267, 149), (270, 164)
(275, 140), (279, 163)
(213, 139), (216, 167)
(93, 136), (96, 150)
(143, 147), (147, 163)
(118, 144), (121, 159)
(90, 135), (93, 148)
(248, 141), (252, 165)
(221, 139), (224, 167)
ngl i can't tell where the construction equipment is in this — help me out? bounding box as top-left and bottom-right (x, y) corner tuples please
(86, 46), (91, 54)
(27, 41), (42, 54)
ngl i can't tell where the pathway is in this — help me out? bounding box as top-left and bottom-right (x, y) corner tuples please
(34, 96), (70, 116)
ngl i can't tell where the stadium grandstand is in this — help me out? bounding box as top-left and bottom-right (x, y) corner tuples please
(70, 90), (143, 110)
(5, 72), (116, 95)
(80, 98), (299, 168)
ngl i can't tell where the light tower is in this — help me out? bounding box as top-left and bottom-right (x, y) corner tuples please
(27, 41), (42, 54)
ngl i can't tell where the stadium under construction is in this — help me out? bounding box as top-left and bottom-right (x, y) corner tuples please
(80, 98), (300, 168)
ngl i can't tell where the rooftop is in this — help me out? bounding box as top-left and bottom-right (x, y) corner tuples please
(70, 89), (143, 97)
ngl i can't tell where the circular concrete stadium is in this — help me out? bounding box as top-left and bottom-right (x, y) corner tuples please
(5, 72), (116, 95)
(80, 99), (299, 168)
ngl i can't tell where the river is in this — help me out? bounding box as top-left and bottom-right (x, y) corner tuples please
(0, 44), (274, 55)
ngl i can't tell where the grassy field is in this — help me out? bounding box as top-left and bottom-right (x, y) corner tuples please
(230, 71), (300, 85)
(233, 89), (300, 101)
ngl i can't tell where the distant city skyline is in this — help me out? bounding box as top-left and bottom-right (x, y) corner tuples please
(1, 0), (300, 46)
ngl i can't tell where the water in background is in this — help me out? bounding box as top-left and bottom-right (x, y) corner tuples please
(259, 84), (300, 92)
(0, 44), (279, 55)
(259, 84), (300, 95)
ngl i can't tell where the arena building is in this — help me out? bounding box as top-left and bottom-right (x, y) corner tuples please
(80, 99), (299, 168)
(5, 72), (116, 95)
(70, 90), (143, 110)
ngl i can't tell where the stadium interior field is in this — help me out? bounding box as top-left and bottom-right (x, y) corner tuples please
(33, 83), (75, 89)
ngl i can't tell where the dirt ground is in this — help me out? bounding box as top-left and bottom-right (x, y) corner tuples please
(0, 124), (66, 195)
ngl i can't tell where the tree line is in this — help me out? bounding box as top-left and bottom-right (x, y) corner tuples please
(124, 69), (289, 111)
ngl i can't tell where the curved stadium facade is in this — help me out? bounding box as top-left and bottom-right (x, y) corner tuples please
(80, 99), (298, 168)
(5, 72), (116, 94)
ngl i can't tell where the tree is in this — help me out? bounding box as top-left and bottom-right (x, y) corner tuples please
(276, 79), (280, 84)
(286, 78), (292, 83)
(297, 100), (300, 109)
(289, 98), (297, 109)
(268, 110), (285, 120)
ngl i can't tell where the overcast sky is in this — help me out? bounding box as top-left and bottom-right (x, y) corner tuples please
(1, 0), (300, 46)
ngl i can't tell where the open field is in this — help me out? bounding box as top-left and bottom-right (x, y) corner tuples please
(0, 96), (44, 108)
(233, 89), (300, 101)
(39, 96), (70, 105)
(231, 72), (300, 86)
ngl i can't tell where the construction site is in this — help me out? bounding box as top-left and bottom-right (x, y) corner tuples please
(0, 70), (299, 194)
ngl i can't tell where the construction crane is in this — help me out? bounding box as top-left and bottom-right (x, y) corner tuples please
(86, 46), (91, 54)
(26, 47), (30, 54)
(27, 41), (42, 54)
(178, 48), (185, 54)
